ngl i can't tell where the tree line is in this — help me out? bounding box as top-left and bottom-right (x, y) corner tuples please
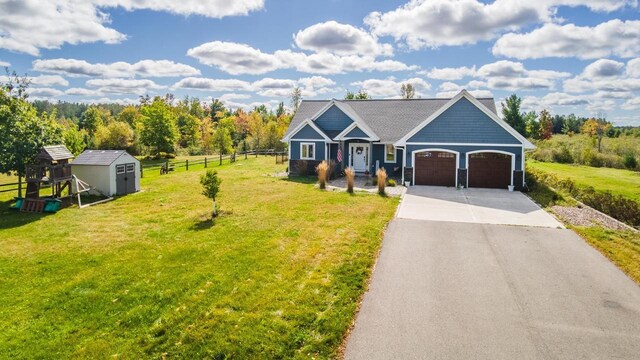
(0, 73), (292, 178)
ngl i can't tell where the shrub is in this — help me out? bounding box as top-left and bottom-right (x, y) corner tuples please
(187, 146), (204, 156)
(376, 168), (387, 195)
(552, 145), (573, 164)
(387, 179), (396, 187)
(316, 161), (329, 190)
(345, 167), (355, 193)
(623, 153), (637, 170)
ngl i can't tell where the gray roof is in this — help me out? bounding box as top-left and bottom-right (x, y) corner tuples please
(72, 150), (129, 166)
(285, 98), (498, 143)
(39, 145), (74, 161)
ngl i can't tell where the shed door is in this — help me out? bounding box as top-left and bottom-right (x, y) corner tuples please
(125, 163), (136, 193)
(414, 151), (456, 186)
(116, 164), (127, 195)
(468, 153), (511, 189)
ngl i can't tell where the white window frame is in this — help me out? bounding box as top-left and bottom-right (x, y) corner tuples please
(116, 165), (126, 174)
(384, 144), (396, 163)
(300, 142), (315, 160)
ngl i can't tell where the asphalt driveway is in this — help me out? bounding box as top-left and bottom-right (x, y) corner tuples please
(397, 186), (563, 228)
(344, 219), (640, 360)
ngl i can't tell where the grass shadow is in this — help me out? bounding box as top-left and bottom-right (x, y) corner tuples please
(279, 175), (317, 185)
(191, 218), (215, 231)
(0, 199), (48, 229)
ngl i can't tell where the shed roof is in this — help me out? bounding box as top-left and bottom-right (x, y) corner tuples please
(285, 97), (498, 143)
(72, 150), (134, 166)
(38, 145), (74, 161)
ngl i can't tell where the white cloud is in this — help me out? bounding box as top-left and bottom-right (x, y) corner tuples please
(219, 93), (251, 102)
(0, 0), (264, 56)
(621, 97), (640, 110)
(473, 60), (570, 90)
(436, 89), (494, 98)
(626, 58), (640, 77)
(493, 19), (640, 60)
(420, 66), (477, 81)
(86, 78), (164, 95)
(78, 97), (139, 105)
(172, 77), (252, 92)
(0, 75), (69, 87)
(436, 81), (492, 98)
(293, 21), (392, 56)
(26, 87), (64, 97)
(65, 88), (103, 97)
(350, 77), (430, 98)
(582, 59), (625, 78)
(187, 41), (416, 75)
(33, 58), (200, 78)
(0, 60), (10, 67)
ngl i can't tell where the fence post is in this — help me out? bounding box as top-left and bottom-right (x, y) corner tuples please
(256, 150), (258, 158)
(141, 166), (144, 178)
(219, 153), (222, 166)
(245, 151), (247, 160)
(204, 157), (207, 168)
(186, 159), (189, 171)
(18, 175), (22, 198)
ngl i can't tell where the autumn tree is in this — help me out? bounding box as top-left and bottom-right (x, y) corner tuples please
(79, 106), (107, 135)
(538, 109), (554, 140)
(501, 94), (526, 136)
(117, 106), (140, 127)
(581, 118), (612, 152)
(94, 121), (135, 150)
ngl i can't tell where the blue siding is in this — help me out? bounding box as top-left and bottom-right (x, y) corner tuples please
(292, 124), (324, 140)
(407, 98), (520, 144)
(315, 105), (353, 133)
(372, 144), (403, 176)
(290, 141), (326, 161)
(344, 126), (368, 138)
(405, 145), (523, 170)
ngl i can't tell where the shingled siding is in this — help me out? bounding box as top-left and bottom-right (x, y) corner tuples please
(407, 98), (520, 144)
(314, 105), (353, 133)
(291, 124), (325, 140)
(290, 140), (326, 161)
(344, 126), (368, 138)
(405, 145), (523, 170)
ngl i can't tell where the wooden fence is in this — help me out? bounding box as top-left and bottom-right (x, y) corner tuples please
(0, 181), (21, 194)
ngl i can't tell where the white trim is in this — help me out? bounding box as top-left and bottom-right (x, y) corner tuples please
(465, 150), (515, 188)
(325, 143), (329, 162)
(384, 144), (396, 163)
(405, 142), (523, 147)
(300, 142), (316, 160)
(349, 143), (370, 172)
(411, 148), (460, 187)
(401, 146), (406, 184)
(334, 121), (378, 141)
(282, 118), (332, 142)
(395, 90), (535, 149)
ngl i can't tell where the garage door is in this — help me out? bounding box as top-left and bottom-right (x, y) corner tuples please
(468, 152), (511, 189)
(414, 151), (456, 186)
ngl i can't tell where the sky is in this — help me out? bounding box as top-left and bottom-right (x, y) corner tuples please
(0, 0), (639, 125)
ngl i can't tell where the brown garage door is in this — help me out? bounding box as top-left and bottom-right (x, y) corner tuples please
(414, 151), (456, 186)
(468, 152), (511, 189)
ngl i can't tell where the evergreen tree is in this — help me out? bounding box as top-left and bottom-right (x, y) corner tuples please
(501, 94), (526, 136)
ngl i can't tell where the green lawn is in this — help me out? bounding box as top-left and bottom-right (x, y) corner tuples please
(527, 160), (640, 202)
(0, 157), (398, 359)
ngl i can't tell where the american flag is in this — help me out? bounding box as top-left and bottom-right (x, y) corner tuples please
(337, 147), (343, 162)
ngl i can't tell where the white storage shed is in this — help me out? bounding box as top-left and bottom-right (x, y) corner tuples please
(72, 150), (141, 196)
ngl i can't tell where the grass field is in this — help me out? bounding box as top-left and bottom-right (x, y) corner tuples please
(0, 156), (398, 359)
(527, 160), (640, 202)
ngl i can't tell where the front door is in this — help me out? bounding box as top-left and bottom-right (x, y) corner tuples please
(116, 164), (127, 195)
(125, 163), (136, 193)
(350, 144), (369, 172)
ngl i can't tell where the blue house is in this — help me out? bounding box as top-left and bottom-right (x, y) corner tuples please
(282, 90), (534, 190)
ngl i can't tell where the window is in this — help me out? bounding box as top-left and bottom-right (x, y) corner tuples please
(116, 165), (125, 174)
(300, 143), (315, 160)
(384, 144), (396, 163)
(126, 164), (135, 173)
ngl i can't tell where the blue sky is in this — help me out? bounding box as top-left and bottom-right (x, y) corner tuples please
(1, 0), (639, 125)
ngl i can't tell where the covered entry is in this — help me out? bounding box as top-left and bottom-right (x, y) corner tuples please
(414, 150), (457, 186)
(468, 152), (512, 189)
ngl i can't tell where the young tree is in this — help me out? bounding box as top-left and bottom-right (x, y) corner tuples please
(290, 87), (302, 114)
(400, 83), (416, 99)
(501, 94), (526, 136)
(524, 111), (539, 139)
(581, 118), (612, 152)
(139, 97), (178, 154)
(200, 169), (222, 218)
(538, 109), (554, 140)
